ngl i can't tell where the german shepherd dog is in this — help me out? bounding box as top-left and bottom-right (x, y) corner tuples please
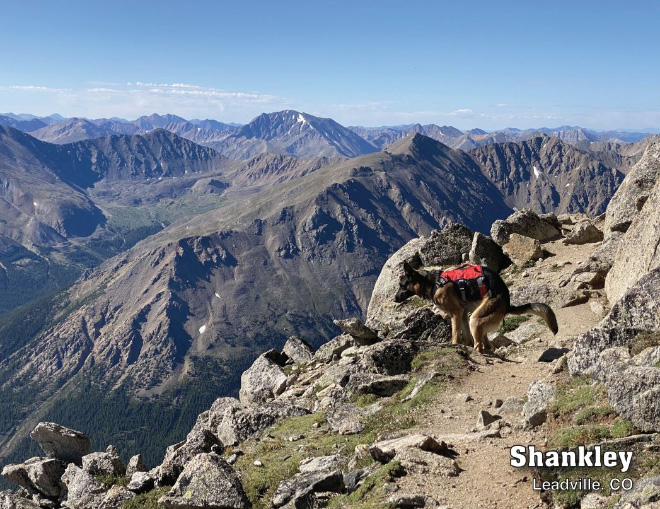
(395, 262), (558, 353)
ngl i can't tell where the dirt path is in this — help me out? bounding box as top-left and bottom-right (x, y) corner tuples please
(396, 238), (605, 508)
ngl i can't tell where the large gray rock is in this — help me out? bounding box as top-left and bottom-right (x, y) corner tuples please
(417, 224), (474, 266)
(158, 428), (223, 485)
(271, 469), (344, 508)
(606, 168), (660, 303)
(0, 491), (41, 509)
(490, 209), (561, 246)
(125, 455), (147, 477)
(190, 397), (241, 437)
(369, 434), (451, 463)
(1, 457), (66, 498)
(127, 471), (155, 494)
(99, 485), (135, 508)
(216, 402), (309, 446)
(59, 464), (105, 509)
(333, 318), (379, 345)
(159, 453), (250, 509)
(82, 445), (125, 477)
(29, 423), (91, 466)
(314, 334), (353, 363)
(502, 233), (542, 265)
(523, 381), (555, 428)
(469, 232), (511, 272)
(605, 140), (660, 237)
(361, 339), (420, 376)
(283, 336), (314, 364)
(562, 221), (604, 245)
(239, 349), (288, 405)
(614, 474), (660, 508)
(569, 268), (660, 376)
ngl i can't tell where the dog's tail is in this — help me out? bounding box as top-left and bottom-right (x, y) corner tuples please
(507, 303), (558, 334)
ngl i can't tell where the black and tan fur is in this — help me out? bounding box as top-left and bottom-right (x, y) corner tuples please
(395, 262), (558, 353)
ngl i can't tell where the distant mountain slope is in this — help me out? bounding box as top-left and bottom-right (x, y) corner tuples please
(212, 110), (378, 158)
(30, 118), (117, 144)
(469, 135), (624, 215)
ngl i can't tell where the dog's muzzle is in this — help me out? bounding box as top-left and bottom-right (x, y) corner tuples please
(394, 289), (413, 303)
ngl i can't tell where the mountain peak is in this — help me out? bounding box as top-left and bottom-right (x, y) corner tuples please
(386, 132), (451, 156)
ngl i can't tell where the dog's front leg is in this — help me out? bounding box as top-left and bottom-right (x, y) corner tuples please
(450, 309), (464, 345)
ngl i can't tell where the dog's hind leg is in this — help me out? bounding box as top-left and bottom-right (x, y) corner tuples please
(469, 297), (508, 353)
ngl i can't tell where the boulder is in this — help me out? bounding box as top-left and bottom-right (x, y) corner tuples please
(606, 172), (660, 303)
(127, 471), (155, 494)
(523, 381), (555, 428)
(299, 455), (343, 474)
(499, 397), (525, 415)
(283, 336), (314, 364)
(366, 236), (428, 333)
(394, 447), (460, 477)
(490, 209), (561, 246)
(333, 318), (379, 345)
(563, 221), (604, 245)
(361, 339), (420, 376)
(469, 232), (511, 272)
(158, 428), (223, 485)
(59, 464), (105, 509)
(476, 410), (501, 429)
(350, 374), (411, 397)
(0, 491), (41, 509)
(29, 423), (91, 466)
(326, 403), (381, 435)
(159, 453), (250, 509)
(604, 140), (660, 237)
(239, 349), (288, 405)
(314, 334), (353, 363)
(417, 224), (474, 267)
(82, 445), (125, 477)
(125, 455), (146, 477)
(502, 234), (542, 266)
(271, 469), (344, 508)
(99, 485), (135, 508)
(369, 434), (451, 463)
(190, 397), (241, 436)
(1, 458), (66, 498)
(614, 474), (660, 509)
(216, 402), (309, 446)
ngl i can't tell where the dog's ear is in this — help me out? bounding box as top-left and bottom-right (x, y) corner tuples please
(402, 262), (415, 276)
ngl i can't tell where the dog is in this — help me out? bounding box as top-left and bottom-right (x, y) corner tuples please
(395, 262), (558, 353)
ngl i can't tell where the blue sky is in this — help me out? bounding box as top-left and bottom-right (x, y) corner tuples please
(1, 0), (658, 130)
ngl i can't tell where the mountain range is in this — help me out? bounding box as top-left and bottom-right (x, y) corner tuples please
(0, 110), (656, 474)
(2, 111), (654, 161)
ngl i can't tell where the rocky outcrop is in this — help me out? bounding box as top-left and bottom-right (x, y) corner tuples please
(59, 464), (105, 509)
(604, 140), (660, 236)
(569, 267), (660, 376)
(239, 350), (289, 405)
(29, 424), (91, 466)
(333, 318), (379, 345)
(158, 428), (223, 485)
(490, 209), (560, 246)
(282, 337), (314, 364)
(159, 453), (250, 509)
(605, 165), (660, 303)
(81, 446), (125, 477)
(1, 458), (66, 499)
